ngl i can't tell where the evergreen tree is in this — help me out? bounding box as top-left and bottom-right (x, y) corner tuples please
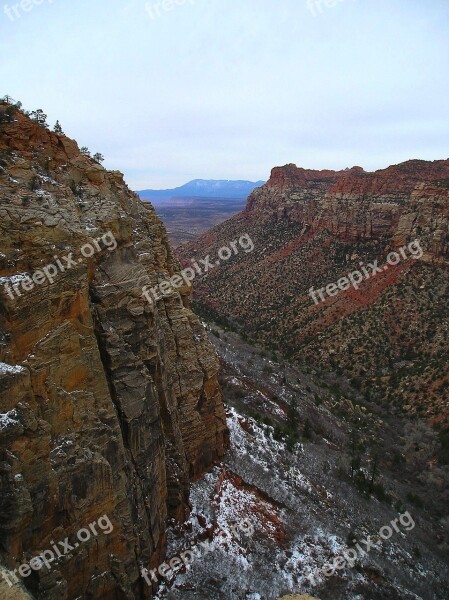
(93, 152), (104, 164)
(349, 429), (364, 479)
(0, 104), (16, 124)
(53, 120), (64, 134)
(30, 109), (48, 127)
(303, 418), (313, 440)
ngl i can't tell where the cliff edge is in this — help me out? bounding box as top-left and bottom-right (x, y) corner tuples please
(0, 101), (228, 599)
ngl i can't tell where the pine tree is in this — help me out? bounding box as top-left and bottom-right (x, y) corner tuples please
(53, 120), (64, 135)
(0, 104), (16, 124)
(303, 418), (313, 440)
(93, 152), (104, 164)
(349, 429), (364, 479)
(30, 109), (48, 127)
(80, 147), (91, 157)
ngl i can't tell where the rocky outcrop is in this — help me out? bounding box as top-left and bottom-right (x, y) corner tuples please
(246, 160), (449, 256)
(178, 159), (449, 426)
(0, 102), (228, 599)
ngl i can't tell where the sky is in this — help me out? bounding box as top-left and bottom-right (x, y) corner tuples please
(1, 0), (448, 189)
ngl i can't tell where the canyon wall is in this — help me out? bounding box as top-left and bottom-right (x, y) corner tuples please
(179, 159), (449, 426)
(0, 104), (228, 599)
(247, 161), (449, 257)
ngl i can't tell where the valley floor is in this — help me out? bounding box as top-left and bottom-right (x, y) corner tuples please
(151, 327), (449, 600)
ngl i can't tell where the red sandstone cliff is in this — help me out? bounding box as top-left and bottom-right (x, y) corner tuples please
(246, 160), (449, 255)
(178, 159), (449, 427)
(0, 102), (228, 599)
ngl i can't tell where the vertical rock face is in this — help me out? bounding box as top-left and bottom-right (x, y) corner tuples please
(246, 161), (449, 254)
(0, 104), (228, 599)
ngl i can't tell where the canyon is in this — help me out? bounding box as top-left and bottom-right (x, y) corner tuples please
(1, 101), (449, 599)
(179, 160), (449, 428)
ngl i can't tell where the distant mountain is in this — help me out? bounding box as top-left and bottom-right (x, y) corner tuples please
(137, 179), (265, 201)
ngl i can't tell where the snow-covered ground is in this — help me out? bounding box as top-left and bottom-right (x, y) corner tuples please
(149, 331), (449, 600)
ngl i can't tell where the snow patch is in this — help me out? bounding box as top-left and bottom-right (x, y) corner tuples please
(0, 362), (26, 376)
(0, 409), (20, 431)
(0, 273), (30, 286)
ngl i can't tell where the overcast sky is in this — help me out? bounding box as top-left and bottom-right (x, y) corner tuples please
(1, 0), (448, 189)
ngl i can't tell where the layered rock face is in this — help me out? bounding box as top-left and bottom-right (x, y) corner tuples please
(178, 160), (449, 425)
(0, 103), (228, 599)
(247, 161), (449, 254)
